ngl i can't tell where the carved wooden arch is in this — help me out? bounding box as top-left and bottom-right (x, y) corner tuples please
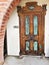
(0, 0), (21, 63)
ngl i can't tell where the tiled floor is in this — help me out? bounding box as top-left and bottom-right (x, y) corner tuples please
(3, 55), (49, 65)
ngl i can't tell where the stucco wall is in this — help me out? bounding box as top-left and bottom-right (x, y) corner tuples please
(7, 0), (49, 57)
(7, 8), (20, 56)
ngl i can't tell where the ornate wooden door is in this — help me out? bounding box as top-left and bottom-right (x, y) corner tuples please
(17, 2), (47, 55)
(20, 13), (41, 55)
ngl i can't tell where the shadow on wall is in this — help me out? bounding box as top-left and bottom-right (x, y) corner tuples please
(4, 30), (7, 58)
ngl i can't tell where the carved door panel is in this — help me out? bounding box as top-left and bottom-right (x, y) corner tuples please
(17, 2), (47, 55)
(20, 13), (43, 55)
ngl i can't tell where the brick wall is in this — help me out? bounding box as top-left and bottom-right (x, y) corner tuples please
(0, 0), (21, 64)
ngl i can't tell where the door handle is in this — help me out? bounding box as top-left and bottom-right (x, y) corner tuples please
(13, 26), (19, 28)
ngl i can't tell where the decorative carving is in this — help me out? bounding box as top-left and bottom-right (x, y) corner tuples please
(42, 4), (47, 10)
(26, 2), (37, 6)
(18, 2), (47, 55)
(17, 6), (21, 12)
(29, 6), (34, 10)
(17, 2), (47, 14)
(29, 35), (35, 40)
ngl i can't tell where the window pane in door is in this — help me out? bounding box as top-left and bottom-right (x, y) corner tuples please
(34, 16), (38, 35)
(26, 41), (30, 51)
(34, 41), (38, 51)
(25, 16), (29, 35)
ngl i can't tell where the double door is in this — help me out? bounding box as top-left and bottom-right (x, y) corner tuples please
(20, 13), (44, 55)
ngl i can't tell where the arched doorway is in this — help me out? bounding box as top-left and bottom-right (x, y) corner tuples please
(0, 0), (21, 63)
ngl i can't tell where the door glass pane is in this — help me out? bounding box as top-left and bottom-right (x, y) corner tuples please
(29, 6), (34, 10)
(39, 44), (42, 49)
(34, 41), (38, 51)
(34, 16), (38, 35)
(25, 16), (29, 35)
(26, 41), (30, 51)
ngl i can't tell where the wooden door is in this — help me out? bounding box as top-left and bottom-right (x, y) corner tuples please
(20, 13), (43, 55)
(17, 2), (47, 55)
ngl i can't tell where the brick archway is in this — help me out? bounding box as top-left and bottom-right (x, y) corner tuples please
(0, 0), (21, 63)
